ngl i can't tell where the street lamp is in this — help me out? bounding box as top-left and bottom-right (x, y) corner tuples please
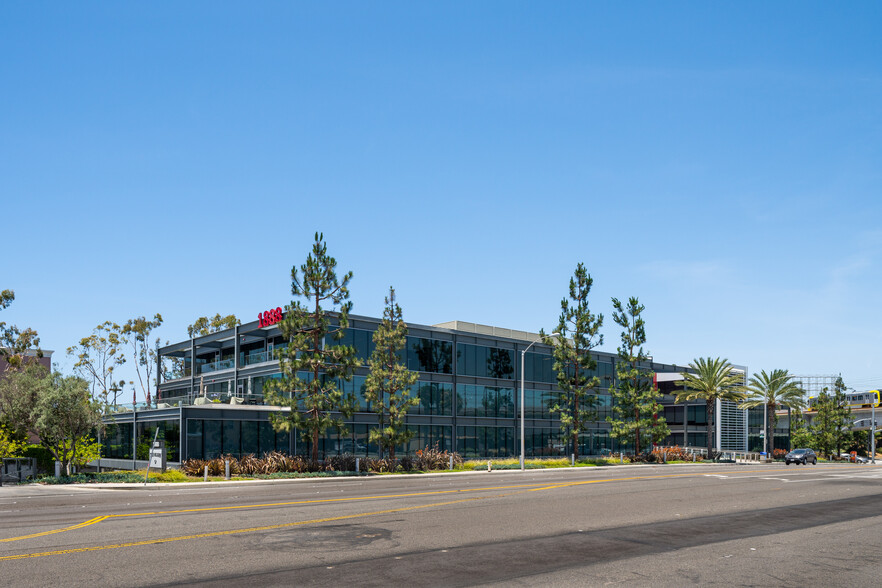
(520, 332), (560, 471)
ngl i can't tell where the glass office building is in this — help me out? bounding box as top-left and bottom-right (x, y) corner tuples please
(98, 312), (750, 467)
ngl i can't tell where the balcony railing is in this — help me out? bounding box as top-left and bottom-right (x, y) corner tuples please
(198, 359), (235, 374)
(243, 351), (272, 366)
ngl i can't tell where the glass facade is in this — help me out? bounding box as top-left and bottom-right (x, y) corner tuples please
(187, 418), (291, 460)
(148, 316), (742, 461)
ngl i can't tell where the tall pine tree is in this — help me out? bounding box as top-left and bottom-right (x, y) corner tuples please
(544, 263), (603, 460)
(264, 233), (360, 463)
(607, 297), (668, 454)
(811, 389), (837, 458)
(364, 288), (419, 460)
(831, 377), (853, 456)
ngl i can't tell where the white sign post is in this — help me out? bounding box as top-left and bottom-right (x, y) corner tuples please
(144, 429), (166, 485)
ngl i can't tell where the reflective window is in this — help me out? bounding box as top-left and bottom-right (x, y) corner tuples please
(523, 351), (555, 383)
(406, 338), (453, 374)
(409, 382), (454, 416)
(456, 344), (515, 379)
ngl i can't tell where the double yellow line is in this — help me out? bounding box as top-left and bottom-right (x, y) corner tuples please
(0, 465), (866, 561)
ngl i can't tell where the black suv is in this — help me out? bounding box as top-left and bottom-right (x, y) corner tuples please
(784, 448), (817, 465)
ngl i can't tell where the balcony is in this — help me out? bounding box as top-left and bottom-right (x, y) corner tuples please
(198, 358), (235, 374)
(243, 351), (273, 366)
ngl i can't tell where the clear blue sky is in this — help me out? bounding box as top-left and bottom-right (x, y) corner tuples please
(2, 3), (881, 398)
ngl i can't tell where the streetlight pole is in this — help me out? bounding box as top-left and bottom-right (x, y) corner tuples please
(521, 332), (559, 471)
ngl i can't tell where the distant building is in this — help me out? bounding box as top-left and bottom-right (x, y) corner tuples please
(0, 348), (52, 373)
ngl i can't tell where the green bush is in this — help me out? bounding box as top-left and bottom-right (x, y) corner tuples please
(23, 445), (54, 473)
(34, 471), (148, 484)
(150, 469), (188, 483)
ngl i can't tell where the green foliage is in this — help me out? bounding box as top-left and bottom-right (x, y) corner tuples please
(831, 377), (852, 455)
(0, 288), (42, 370)
(187, 314), (240, 338)
(810, 390), (836, 457)
(22, 444), (53, 472)
(0, 362), (51, 438)
(0, 424), (27, 458)
(33, 374), (105, 475)
(67, 321), (126, 406)
(121, 314), (163, 403)
(180, 447), (465, 478)
(264, 233), (360, 463)
(740, 369), (805, 454)
(675, 357), (745, 455)
(544, 263), (603, 460)
(789, 409), (814, 449)
(413, 443), (462, 470)
(811, 382), (852, 458)
(150, 469), (188, 483)
(364, 288), (419, 459)
(35, 471), (148, 485)
(607, 297), (668, 453)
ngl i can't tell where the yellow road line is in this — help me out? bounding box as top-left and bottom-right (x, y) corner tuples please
(0, 464), (866, 547)
(108, 482), (543, 518)
(0, 495), (493, 562)
(0, 516), (109, 544)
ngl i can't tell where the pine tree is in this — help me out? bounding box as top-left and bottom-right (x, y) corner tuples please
(788, 408), (814, 450)
(831, 377), (853, 456)
(364, 288), (419, 460)
(544, 263), (603, 460)
(264, 233), (360, 463)
(811, 389), (836, 458)
(607, 297), (668, 454)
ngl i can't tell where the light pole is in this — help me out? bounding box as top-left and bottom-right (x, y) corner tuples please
(521, 332), (559, 471)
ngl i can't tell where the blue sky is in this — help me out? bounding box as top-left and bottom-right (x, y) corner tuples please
(2, 3), (881, 398)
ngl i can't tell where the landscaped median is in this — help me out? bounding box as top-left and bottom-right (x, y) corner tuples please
(15, 446), (737, 484)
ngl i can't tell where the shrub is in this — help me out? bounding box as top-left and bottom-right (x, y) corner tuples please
(23, 445), (54, 473)
(413, 444), (462, 471)
(34, 471), (146, 484)
(325, 453), (357, 472)
(772, 448), (787, 460)
(368, 457), (399, 473)
(650, 446), (693, 462)
(180, 459), (209, 477)
(150, 469), (188, 483)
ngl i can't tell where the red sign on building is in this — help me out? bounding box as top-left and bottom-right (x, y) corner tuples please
(258, 307), (284, 328)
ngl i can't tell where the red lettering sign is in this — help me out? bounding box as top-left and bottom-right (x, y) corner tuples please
(258, 307), (284, 328)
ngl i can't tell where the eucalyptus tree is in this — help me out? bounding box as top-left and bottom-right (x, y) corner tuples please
(364, 288), (419, 459)
(544, 263), (603, 460)
(120, 314), (164, 404)
(675, 357), (745, 456)
(67, 321), (126, 406)
(607, 297), (668, 454)
(739, 369), (805, 454)
(33, 374), (104, 475)
(187, 313), (240, 338)
(264, 233), (360, 463)
(0, 289), (42, 370)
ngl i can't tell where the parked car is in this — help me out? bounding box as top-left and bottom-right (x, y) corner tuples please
(784, 448), (817, 465)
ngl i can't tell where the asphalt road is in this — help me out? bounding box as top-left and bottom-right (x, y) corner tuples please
(1, 463), (881, 587)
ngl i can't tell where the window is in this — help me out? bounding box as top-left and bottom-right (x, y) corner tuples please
(456, 344), (514, 379)
(406, 338), (453, 374)
(687, 405), (709, 426)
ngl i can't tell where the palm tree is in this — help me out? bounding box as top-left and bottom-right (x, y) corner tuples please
(740, 369), (805, 455)
(675, 357), (745, 457)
